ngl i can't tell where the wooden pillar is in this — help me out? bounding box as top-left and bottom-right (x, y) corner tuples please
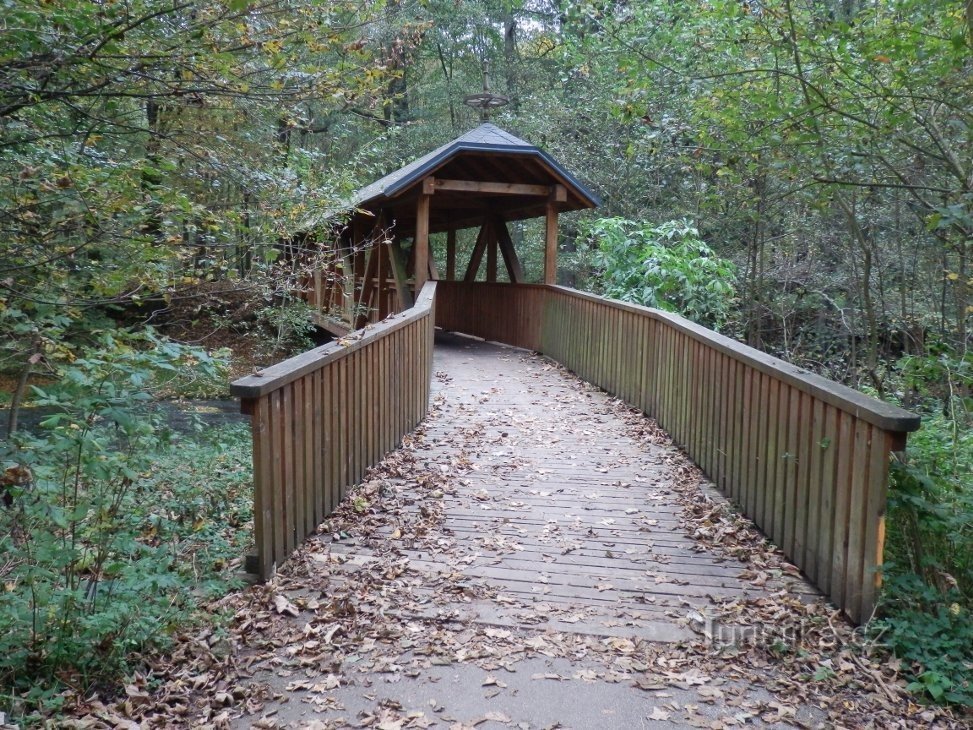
(486, 231), (498, 282)
(446, 227), (457, 280)
(544, 185), (567, 285)
(544, 201), (558, 285)
(376, 236), (384, 318)
(495, 216), (524, 284)
(464, 217), (491, 282)
(415, 187), (431, 292)
(389, 238), (414, 310)
(341, 226), (357, 325)
(312, 269), (322, 313)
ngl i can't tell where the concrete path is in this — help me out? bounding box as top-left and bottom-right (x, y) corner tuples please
(230, 334), (831, 729)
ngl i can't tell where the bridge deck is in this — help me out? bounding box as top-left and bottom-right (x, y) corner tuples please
(234, 335), (842, 728)
(349, 333), (818, 640)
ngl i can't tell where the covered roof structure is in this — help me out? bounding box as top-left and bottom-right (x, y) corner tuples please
(308, 124), (599, 334)
(348, 123), (599, 235)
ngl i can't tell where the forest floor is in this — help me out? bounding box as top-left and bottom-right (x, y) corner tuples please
(61, 334), (965, 729)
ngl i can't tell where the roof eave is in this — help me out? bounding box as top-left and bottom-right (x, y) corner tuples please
(359, 143), (600, 210)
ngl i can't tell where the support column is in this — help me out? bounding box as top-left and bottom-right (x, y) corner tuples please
(495, 216), (524, 284)
(446, 227), (457, 280)
(544, 185), (568, 285)
(544, 189), (562, 285)
(486, 231), (498, 282)
(389, 238), (414, 310)
(464, 217), (491, 282)
(415, 186), (431, 292)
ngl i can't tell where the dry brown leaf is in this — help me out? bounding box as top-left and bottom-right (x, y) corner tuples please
(273, 594), (300, 617)
(649, 707), (671, 721)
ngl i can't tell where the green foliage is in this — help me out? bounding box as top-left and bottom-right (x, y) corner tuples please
(872, 575), (973, 707)
(0, 0), (388, 363)
(886, 349), (973, 597)
(254, 298), (317, 359)
(559, 0), (971, 368)
(0, 333), (251, 716)
(898, 351), (973, 426)
(582, 217), (737, 328)
(880, 363), (973, 708)
(886, 417), (973, 598)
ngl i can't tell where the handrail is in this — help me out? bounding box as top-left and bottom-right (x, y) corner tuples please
(548, 286), (919, 434)
(232, 281), (436, 579)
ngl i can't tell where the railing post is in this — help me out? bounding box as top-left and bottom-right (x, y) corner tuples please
(543, 186), (565, 285)
(415, 180), (432, 291)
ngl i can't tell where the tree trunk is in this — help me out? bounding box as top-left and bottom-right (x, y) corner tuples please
(503, 13), (518, 108)
(6, 348), (39, 438)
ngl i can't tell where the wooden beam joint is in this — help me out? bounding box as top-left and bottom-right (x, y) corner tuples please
(433, 179), (552, 197)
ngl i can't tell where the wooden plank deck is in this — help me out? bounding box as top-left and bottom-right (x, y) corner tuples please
(221, 332), (944, 729)
(321, 332), (818, 643)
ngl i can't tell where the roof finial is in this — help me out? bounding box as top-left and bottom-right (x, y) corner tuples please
(463, 59), (509, 122)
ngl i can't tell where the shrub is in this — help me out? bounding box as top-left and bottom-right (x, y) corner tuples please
(581, 217), (738, 329)
(0, 331), (251, 718)
(873, 575), (973, 706)
(878, 357), (973, 708)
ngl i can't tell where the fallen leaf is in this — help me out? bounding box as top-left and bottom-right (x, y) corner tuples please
(273, 594), (299, 617)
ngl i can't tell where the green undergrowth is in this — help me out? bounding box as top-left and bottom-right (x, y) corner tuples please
(877, 392), (973, 708)
(0, 332), (253, 722)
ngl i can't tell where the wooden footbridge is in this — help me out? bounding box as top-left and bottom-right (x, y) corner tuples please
(231, 125), (919, 625)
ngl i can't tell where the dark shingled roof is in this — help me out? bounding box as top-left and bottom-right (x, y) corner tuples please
(351, 123), (600, 209)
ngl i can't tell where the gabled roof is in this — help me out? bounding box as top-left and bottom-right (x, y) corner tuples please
(351, 123), (600, 210)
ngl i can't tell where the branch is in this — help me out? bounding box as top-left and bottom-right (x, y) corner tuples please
(811, 177), (954, 194)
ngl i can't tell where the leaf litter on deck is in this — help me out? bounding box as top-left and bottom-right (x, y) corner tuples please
(59, 345), (965, 729)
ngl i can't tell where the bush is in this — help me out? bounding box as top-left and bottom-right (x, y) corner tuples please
(581, 217), (738, 328)
(0, 332), (252, 719)
(254, 297), (317, 358)
(878, 357), (973, 708)
(873, 575), (973, 706)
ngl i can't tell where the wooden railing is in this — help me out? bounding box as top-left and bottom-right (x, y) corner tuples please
(231, 282), (436, 580)
(437, 281), (920, 623)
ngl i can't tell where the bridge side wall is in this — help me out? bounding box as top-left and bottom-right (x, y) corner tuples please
(231, 283), (436, 580)
(436, 281), (919, 625)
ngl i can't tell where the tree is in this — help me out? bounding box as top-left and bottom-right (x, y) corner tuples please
(0, 0), (391, 386)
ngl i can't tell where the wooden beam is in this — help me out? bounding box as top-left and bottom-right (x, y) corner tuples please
(433, 179), (552, 197)
(464, 219), (491, 282)
(425, 197), (575, 235)
(389, 238), (414, 310)
(312, 269), (322, 313)
(495, 217), (524, 284)
(355, 243), (379, 329)
(446, 227), (457, 280)
(311, 311), (351, 338)
(486, 231), (498, 282)
(341, 254), (356, 323)
(375, 233), (384, 318)
(544, 188), (563, 285)
(414, 193), (430, 291)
